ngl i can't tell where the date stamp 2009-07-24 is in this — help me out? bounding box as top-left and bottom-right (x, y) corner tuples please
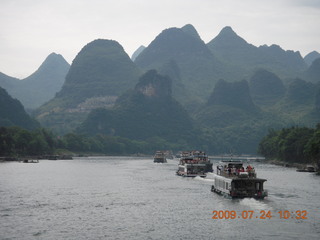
(212, 210), (308, 220)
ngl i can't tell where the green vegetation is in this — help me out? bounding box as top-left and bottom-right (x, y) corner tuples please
(0, 126), (190, 157)
(35, 39), (142, 133)
(258, 125), (320, 164)
(249, 69), (286, 106)
(0, 87), (39, 130)
(0, 127), (57, 156)
(78, 70), (195, 143)
(56, 39), (142, 107)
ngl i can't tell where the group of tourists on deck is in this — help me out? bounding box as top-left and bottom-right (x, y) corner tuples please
(216, 164), (256, 177)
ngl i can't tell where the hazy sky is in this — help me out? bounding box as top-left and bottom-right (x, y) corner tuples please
(1, 0), (319, 78)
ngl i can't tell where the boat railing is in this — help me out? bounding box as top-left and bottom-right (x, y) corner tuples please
(179, 159), (210, 165)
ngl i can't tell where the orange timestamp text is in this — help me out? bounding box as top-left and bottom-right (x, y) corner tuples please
(212, 210), (308, 220)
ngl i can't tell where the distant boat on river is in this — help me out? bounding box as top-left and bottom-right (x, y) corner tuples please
(296, 165), (316, 172)
(176, 151), (213, 177)
(22, 159), (39, 163)
(153, 151), (167, 163)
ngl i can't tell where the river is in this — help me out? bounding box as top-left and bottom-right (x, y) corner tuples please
(0, 156), (319, 239)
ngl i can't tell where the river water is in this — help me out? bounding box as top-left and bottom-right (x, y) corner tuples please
(0, 156), (319, 240)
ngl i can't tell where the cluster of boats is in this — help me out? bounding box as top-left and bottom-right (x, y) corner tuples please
(153, 150), (268, 199)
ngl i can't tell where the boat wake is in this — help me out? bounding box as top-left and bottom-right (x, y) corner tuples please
(239, 198), (271, 211)
(194, 176), (215, 183)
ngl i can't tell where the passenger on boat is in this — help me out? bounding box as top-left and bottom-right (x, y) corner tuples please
(227, 167), (231, 176)
(248, 167), (255, 177)
(231, 167), (237, 175)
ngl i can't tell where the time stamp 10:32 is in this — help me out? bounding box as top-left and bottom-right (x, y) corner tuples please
(212, 210), (308, 220)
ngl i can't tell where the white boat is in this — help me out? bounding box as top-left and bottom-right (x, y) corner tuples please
(211, 160), (267, 199)
(176, 151), (213, 178)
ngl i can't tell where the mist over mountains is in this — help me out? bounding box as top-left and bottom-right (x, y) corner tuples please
(1, 24), (319, 153)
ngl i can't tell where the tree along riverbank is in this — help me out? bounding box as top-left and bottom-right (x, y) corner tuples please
(258, 125), (320, 173)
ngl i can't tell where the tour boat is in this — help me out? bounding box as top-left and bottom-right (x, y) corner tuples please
(22, 159), (39, 163)
(153, 151), (167, 163)
(211, 160), (267, 199)
(296, 165), (316, 172)
(176, 151), (213, 177)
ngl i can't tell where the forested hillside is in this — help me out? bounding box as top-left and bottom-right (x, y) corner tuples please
(0, 87), (39, 130)
(258, 125), (320, 164)
(79, 70), (195, 147)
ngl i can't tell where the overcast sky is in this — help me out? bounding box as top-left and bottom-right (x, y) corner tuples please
(1, 0), (319, 78)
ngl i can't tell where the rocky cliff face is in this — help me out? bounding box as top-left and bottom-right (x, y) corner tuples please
(135, 70), (171, 99)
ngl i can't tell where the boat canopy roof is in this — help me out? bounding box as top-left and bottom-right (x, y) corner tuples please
(220, 160), (243, 168)
(232, 178), (267, 183)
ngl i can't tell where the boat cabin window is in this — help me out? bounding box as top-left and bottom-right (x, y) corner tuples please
(234, 180), (255, 190)
(255, 182), (264, 191)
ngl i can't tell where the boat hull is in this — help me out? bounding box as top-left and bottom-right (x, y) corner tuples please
(176, 171), (206, 178)
(211, 173), (267, 199)
(211, 185), (267, 199)
(154, 157), (167, 163)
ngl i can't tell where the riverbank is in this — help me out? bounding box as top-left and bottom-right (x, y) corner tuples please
(0, 151), (153, 162)
(266, 159), (319, 174)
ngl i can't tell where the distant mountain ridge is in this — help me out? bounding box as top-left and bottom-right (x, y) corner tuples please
(131, 45), (146, 61)
(0, 53), (69, 110)
(304, 51), (320, 66)
(134, 25), (223, 103)
(207, 26), (307, 78)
